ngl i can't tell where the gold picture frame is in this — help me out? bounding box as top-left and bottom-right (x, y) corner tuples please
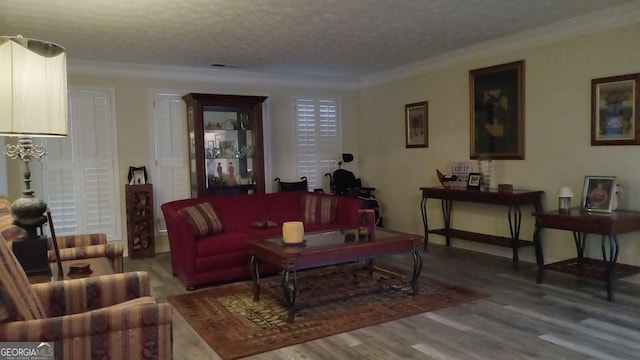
(405, 101), (428, 148)
(591, 73), (640, 146)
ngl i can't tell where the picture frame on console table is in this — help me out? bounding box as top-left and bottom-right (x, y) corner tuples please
(405, 101), (428, 148)
(469, 60), (525, 159)
(591, 73), (640, 146)
(581, 176), (617, 213)
(467, 172), (481, 190)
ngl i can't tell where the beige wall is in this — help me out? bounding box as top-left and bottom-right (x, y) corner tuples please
(358, 23), (640, 265)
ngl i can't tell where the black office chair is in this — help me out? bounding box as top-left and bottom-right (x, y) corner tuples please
(274, 176), (308, 192)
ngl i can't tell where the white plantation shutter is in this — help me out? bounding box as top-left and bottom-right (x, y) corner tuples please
(42, 89), (121, 239)
(152, 93), (189, 233)
(295, 98), (341, 190)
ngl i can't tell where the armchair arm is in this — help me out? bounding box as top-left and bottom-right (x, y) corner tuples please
(48, 244), (125, 273)
(0, 302), (173, 359)
(31, 271), (151, 317)
(53, 233), (107, 249)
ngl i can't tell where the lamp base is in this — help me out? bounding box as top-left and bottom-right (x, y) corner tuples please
(12, 236), (51, 278)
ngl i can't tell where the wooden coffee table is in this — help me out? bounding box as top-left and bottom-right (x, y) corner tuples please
(248, 228), (423, 322)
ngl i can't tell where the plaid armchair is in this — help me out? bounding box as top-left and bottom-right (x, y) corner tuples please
(0, 197), (124, 273)
(0, 233), (173, 359)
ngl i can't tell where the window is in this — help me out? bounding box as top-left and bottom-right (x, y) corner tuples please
(40, 89), (122, 240)
(294, 98), (341, 190)
(151, 93), (189, 232)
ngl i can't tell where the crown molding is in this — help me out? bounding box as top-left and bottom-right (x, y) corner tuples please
(360, 1), (640, 88)
(68, 59), (359, 90)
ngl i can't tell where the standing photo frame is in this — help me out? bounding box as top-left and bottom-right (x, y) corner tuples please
(469, 60), (525, 159)
(128, 166), (147, 185)
(467, 172), (481, 190)
(581, 176), (617, 213)
(405, 101), (428, 148)
(591, 73), (640, 146)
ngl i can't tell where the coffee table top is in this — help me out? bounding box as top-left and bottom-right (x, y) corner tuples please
(249, 228), (422, 270)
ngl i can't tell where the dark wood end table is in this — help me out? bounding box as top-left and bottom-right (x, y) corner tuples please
(30, 257), (117, 284)
(533, 208), (640, 301)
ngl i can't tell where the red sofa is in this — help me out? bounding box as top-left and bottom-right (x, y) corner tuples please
(161, 191), (370, 290)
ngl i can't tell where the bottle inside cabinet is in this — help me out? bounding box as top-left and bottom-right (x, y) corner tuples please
(125, 184), (155, 259)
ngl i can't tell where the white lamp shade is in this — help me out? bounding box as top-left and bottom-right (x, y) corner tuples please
(0, 36), (67, 137)
(558, 186), (574, 198)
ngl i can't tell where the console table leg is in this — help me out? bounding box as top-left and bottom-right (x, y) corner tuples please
(573, 232), (587, 259)
(411, 250), (423, 295)
(249, 255), (260, 300)
(442, 199), (453, 247)
(601, 235), (619, 301)
(421, 197), (429, 250)
(533, 227), (544, 283)
(507, 205), (522, 269)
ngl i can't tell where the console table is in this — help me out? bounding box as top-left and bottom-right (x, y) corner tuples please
(420, 187), (543, 269)
(533, 209), (640, 301)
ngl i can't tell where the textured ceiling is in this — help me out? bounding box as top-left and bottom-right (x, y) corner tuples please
(0, 0), (636, 79)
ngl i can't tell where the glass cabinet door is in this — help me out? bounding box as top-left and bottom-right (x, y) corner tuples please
(203, 108), (256, 192)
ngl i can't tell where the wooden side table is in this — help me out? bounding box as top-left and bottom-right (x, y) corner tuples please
(420, 187), (543, 269)
(30, 257), (116, 283)
(532, 209), (640, 301)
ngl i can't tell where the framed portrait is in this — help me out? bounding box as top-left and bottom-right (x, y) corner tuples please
(467, 172), (481, 190)
(581, 176), (617, 213)
(405, 101), (428, 148)
(591, 73), (640, 146)
(469, 60), (525, 159)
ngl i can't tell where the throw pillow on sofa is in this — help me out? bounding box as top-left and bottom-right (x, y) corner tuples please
(178, 202), (223, 237)
(301, 194), (337, 225)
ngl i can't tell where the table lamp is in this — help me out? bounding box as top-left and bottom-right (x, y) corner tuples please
(558, 186), (574, 214)
(0, 35), (68, 276)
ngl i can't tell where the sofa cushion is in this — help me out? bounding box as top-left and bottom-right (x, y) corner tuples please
(301, 194), (337, 225)
(178, 202), (223, 238)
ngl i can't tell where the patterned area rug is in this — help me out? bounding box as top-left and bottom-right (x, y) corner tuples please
(545, 257), (640, 281)
(168, 265), (486, 360)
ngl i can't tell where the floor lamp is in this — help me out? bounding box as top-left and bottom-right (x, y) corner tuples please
(0, 35), (68, 277)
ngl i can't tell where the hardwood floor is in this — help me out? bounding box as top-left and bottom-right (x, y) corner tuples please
(123, 244), (640, 360)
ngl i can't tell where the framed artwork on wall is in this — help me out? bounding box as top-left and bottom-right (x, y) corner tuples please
(405, 101), (428, 148)
(591, 73), (640, 146)
(469, 60), (525, 159)
(581, 176), (617, 213)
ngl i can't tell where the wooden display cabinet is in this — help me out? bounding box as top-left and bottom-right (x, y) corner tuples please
(182, 93), (268, 197)
(125, 184), (155, 259)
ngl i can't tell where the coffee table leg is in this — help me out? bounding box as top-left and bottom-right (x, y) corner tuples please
(249, 255), (260, 301)
(411, 250), (423, 295)
(281, 270), (298, 322)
